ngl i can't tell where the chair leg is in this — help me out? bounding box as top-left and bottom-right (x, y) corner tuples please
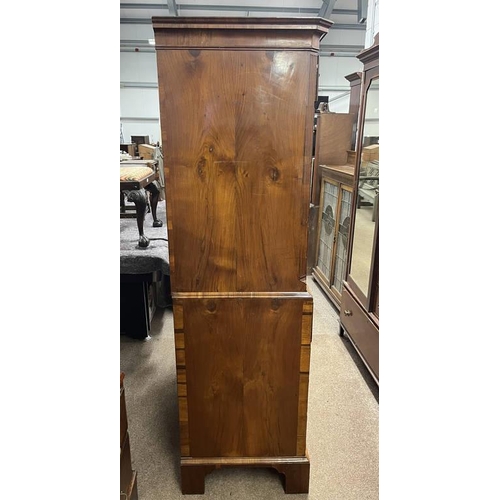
(127, 189), (149, 248)
(145, 181), (163, 227)
(120, 191), (126, 213)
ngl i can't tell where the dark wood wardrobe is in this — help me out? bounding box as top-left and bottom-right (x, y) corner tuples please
(340, 35), (379, 384)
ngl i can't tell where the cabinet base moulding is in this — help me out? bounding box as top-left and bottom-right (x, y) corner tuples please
(180, 455), (310, 495)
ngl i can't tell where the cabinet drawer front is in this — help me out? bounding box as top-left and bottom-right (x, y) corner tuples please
(340, 288), (378, 379)
(175, 295), (312, 458)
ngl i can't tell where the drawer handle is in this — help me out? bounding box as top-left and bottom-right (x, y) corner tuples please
(344, 309), (352, 316)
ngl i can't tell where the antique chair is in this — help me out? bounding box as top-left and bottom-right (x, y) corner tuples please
(120, 164), (163, 248)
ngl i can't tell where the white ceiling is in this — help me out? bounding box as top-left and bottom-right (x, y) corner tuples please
(120, 0), (368, 56)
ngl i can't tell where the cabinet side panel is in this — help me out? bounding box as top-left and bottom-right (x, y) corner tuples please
(183, 297), (307, 457)
(156, 49), (312, 293)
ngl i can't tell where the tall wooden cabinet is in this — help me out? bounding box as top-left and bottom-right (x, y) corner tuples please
(340, 35), (379, 384)
(153, 17), (332, 494)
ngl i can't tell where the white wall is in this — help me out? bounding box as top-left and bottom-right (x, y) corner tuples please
(120, 50), (161, 144)
(316, 25), (364, 112)
(318, 56), (363, 112)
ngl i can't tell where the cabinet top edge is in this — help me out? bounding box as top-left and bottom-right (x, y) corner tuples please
(152, 16), (333, 32)
(357, 41), (379, 64)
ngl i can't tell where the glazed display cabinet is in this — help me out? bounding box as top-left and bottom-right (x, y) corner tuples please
(153, 16), (332, 494)
(312, 165), (354, 308)
(340, 35), (379, 385)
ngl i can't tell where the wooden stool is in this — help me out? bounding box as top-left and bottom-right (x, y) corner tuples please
(120, 165), (163, 248)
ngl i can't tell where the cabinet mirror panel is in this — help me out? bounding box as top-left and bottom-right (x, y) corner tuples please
(349, 77), (379, 299)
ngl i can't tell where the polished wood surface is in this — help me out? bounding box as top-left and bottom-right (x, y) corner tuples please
(156, 48), (315, 293)
(340, 284), (379, 380)
(173, 297), (312, 458)
(321, 164), (355, 183)
(181, 455), (310, 494)
(153, 17), (331, 494)
(345, 72), (362, 150)
(311, 113), (355, 205)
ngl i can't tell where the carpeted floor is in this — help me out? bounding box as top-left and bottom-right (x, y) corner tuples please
(120, 276), (379, 499)
(120, 198), (169, 275)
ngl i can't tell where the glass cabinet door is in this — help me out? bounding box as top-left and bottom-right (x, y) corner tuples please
(316, 176), (353, 302)
(317, 180), (339, 280)
(349, 77), (379, 305)
(331, 187), (352, 294)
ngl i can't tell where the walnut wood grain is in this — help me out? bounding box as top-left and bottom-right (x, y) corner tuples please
(179, 297), (312, 458)
(157, 48), (315, 293)
(153, 17), (330, 495)
(181, 455), (310, 494)
(311, 113), (355, 205)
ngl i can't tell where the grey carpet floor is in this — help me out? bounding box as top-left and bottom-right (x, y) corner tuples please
(120, 199), (170, 275)
(120, 276), (379, 499)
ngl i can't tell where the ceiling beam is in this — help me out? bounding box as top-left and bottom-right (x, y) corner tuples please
(120, 3), (317, 13)
(177, 3), (317, 14)
(120, 18), (365, 29)
(320, 43), (364, 52)
(166, 0), (178, 16)
(120, 3), (357, 15)
(319, 0), (337, 19)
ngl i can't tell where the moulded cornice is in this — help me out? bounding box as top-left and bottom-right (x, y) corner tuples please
(152, 16), (333, 33)
(345, 72), (362, 84)
(357, 41), (379, 65)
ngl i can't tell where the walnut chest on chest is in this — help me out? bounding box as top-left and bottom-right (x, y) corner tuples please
(152, 16), (332, 494)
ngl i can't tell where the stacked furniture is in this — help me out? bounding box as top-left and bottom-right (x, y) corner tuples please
(307, 111), (355, 276)
(153, 16), (331, 494)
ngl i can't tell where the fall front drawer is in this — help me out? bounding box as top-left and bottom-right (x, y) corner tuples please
(340, 286), (379, 381)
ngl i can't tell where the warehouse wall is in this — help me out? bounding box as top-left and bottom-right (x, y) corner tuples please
(318, 55), (363, 112)
(317, 25), (364, 113)
(120, 50), (160, 144)
(365, 0), (380, 49)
